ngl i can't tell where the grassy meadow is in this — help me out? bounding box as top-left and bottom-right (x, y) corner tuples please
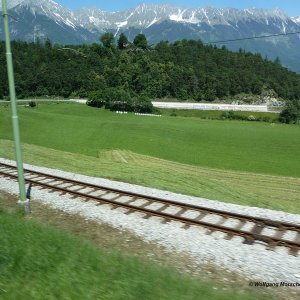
(2, 208), (272, 300)
(0, 103), (299, 213)
(0, 103), (299, 176)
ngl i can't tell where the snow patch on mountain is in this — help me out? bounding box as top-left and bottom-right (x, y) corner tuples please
(116, 21), (128, 27)
(292, 16), (300, 24)
(13, 0), (80, 30)
(5, 1), (293, 34)
(169, 9), (188, 22)
(147, 17), (159, 28)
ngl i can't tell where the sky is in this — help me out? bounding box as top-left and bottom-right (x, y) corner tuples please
(57, 1), (300, 16)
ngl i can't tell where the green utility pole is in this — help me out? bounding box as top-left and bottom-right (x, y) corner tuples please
(2, 0), (30, 213)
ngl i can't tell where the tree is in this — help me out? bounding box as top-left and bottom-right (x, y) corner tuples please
(133, 34), (148, 49)
(100, 33), (115, 48)
(279, 101), (300, 124)
(1, 39), (300, 103)
(87, 88), (154, 113)
(28, 101), (37, 108)
(118, 33), (128, 50)
(274, 57), (281, 65)
(44, 38), (52, 49)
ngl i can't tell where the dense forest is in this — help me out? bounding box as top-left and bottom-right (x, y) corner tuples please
(0, 34), (300, 102)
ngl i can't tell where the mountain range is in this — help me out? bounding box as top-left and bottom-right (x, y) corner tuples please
(0, 0), (300, 73)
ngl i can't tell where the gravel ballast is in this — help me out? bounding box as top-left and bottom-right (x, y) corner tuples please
(1, 158), (299, 284)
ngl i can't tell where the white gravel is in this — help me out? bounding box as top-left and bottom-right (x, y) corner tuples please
(1, 157), (300, 283)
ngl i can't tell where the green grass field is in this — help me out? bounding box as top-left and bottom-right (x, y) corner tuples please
(1, 208), (270, 300)
(1, 139), (299, 213)
(0, 103), (299, 213)
(0, 103), (299, 177)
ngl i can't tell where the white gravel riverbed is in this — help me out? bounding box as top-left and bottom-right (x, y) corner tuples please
(1, 158), (299, 283)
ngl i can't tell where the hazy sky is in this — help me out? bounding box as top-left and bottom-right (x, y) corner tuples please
(57, 0), (300, 16)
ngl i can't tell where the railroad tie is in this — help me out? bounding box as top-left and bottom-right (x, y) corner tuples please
(251, 222), (265, 236)
(175, 208), (187, 216)
(139, 201), (151, 208)
(216, 216), (227, 226)
(289, 246), (299, 256)
(84, 187), (99, 194)
(109, 195), (122, 201)
(224, 220), (246, 240)
(123, 197), (138, 205)
(273, 226), (286, 241)
(142, 213), (152, 219)
(243, 234), (255, 245)
(181, 224), (190, 229)
(110, 204), (120, 210)
(124, 209), (136, 215)
(243, 223), (264, 245)
(193, 212), (207, 221)
(1, 162), (300, 256)
(205, 227), (217, 235)
(174, 208), (190, 229)
(96, 201), (105, 206)
(70, 186), (85, 192)
(291, 232), (300, 256)
(156, 204), (169, 212)
(161, 217), (171, 224)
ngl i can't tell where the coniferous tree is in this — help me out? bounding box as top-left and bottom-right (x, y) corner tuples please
(118, 33), (128, 50)
(133, 34), (148, 49)
(100, 33), (115, 48)
(0, 39), (299, 109)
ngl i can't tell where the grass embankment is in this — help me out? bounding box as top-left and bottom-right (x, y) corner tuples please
(0, 103), (299, 213)
(0, 208), (269, 300)
(1, 139), (299, 214)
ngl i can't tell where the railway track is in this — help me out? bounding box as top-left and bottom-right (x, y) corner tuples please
(0, 162), (299, 256)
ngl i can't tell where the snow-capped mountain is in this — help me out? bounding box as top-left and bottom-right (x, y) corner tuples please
(73, 8), (112, 29)
(0, 0), (95, 44)
(1, 1), (299, 33)
(74, 4), (295, 31)
(13, 0), (76, 28)
(74, 3), (300, 73)
(1, 1), (300, 72)
(74, 4), (182, 31)
(292, 16), (300, 25)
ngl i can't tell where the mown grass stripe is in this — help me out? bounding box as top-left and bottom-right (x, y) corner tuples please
(0, 139), (299, 214)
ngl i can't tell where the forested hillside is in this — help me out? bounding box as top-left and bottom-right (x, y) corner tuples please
(0, 37), (300, 101)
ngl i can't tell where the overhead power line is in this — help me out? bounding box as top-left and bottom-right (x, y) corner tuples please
(204, 31), (300, 44)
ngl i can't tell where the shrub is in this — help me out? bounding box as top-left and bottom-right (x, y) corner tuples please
(170, 109), (177, 117)
(87, 91), (106, 108)
(87, 88), (154, 113)
(131, 95), (153, 113)
(221, 111), (248, 121)
(221, 111), (236, 120)
(258, 116), (272, 123)
(28, 101), (37, 108)
(279, 101), (300, 124)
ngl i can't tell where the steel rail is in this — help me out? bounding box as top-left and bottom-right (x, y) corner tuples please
(0, 162), (298, 230)
(0, 163), (299, 255)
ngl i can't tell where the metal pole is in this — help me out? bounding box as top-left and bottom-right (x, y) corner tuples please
(2, 0), (30, 213)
